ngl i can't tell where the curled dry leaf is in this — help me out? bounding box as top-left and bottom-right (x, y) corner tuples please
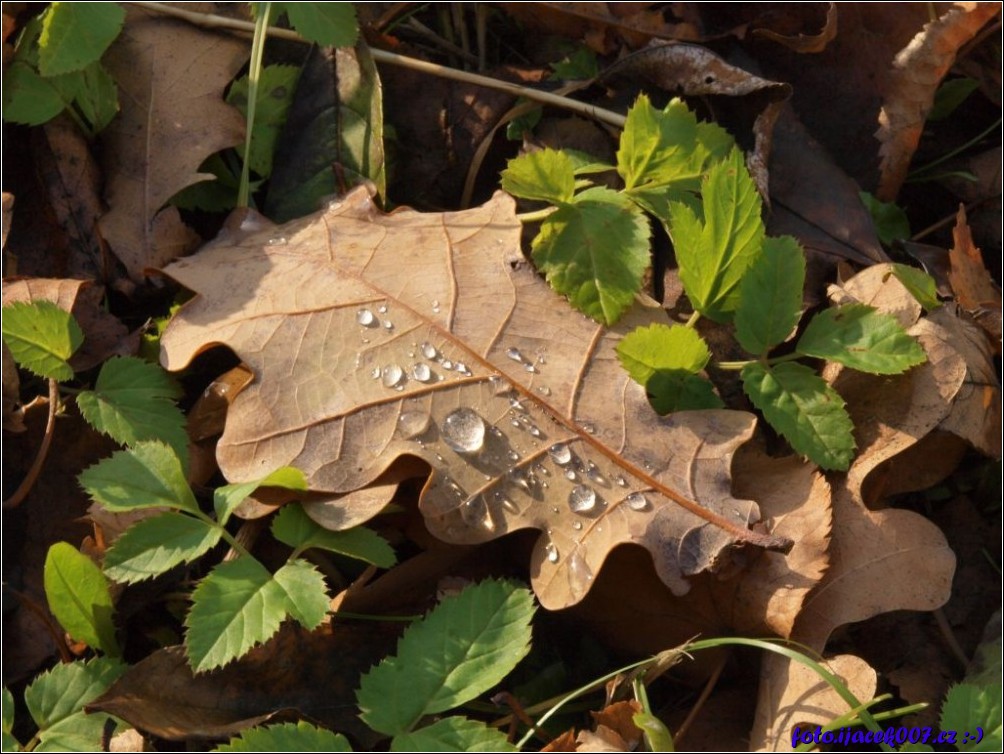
(98, 7), (247, 280)
(159, 187), (790, 610)
(949, 205), (1002, 346)
(751, 2), (838, 54)
(876, 3), (1002, 200)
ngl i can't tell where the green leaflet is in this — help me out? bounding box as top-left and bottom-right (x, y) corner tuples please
(214, 721), (353, 752)
(501, 149), (576, 204)
(859, 191), (910, 246)
(391, 717), (518, 752)
(618, 95), (700, 191)
(272, 559), (329, 629)
(742, 361), (855, 471)
(278, 2), (359, 47)
(796, 304), (927, 375)
(2, 61), (68, 125)
(734, 235), (806, 355)
(645, 371), (723, 413)
(2, 688), (17, 751)
(1, 300), (83, 381)
(103, 513), (221, 584)
(227, 64), (301, 179)
(357, 579), (535, 736)
(44, 543), (120, 655)
(213, 466), (308, 525)
(532, 186), (650, 325)
(271, 504), (396, 567)
(940, 683), (1002, 752)
(76, 356), (188, 465)
(890, 263), (940, 310)
(38, 2), (124, 76)
(670, 148), (765, 323)
(79, 441), (197, 514)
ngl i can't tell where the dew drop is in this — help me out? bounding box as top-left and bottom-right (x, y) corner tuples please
(545, 542), (559, 563)
(524, 362), (537, 373)
(266, 235), (287, 245)
(508, 468), (532, 491)
(421, 342), (438, 360)
(441, 359), (454, 370)
(510, 418), (521, 428)
(537, 354), (546, 365)
(501, 497), (520, 514)
(537, 386), (551, 397)
(506, 347), (524, 363)
(509, 397), (525, 411)
(626, 492), (650, 511)
(507, 450), (520, 461)
(370, 367), (381, 380)
(616, 475), (628, 487)
(378, 304), (388, 314)
(431, 299), (441, 313)
(572, 520), (583, 531)
(581, 422), (596, 435)
(461, 496), (495, 532)
(397, 411), (431, 439)
(411, 363), (432, 382)
(548, 443), (572, 465)
(526, 423), (542, 437)
(455, 362), (471, 376)
(568, 485), (596, 513)
(382, 319), (394, 330)
(356, 308), (376, 326)
(441, 408), (486, 454)
(381, 364), (404, 388)
(568, 552), (593, 582)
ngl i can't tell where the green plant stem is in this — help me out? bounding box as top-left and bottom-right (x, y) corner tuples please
(684, 310), (701, 328)
(329, 610), (421, 622)
(236, 2), (271, 208)
(3, 378), (59, 510)
(192, 510), (253, 559)
(516, 207), (558, 223)
(907, 116), (1002, 180)
(715, 359), (753, 371)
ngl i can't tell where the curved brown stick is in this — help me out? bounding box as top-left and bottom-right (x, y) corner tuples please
(4, 379), (59, 510)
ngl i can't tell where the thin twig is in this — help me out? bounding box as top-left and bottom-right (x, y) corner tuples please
(127, 2), (627, 128)
(11, 588), (74, 663)
(3, 378), (59, 510)
(673, 649), (728, 745)
(933, 608), (971, 671)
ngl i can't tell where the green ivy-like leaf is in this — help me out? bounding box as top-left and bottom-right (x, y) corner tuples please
(79, 441), (197, 514)
(1, 300), (83, 381)
(272, 559), (329, 629)
(24, 658), (127, 752)
(214, 721), (353, 752)
(532, 186), (650, 325)
(392, 717), (519, 752)
(271, 504), (396, 567)
(742, 361), (855, 471)
(501, 149), (576, 204)
(1, 61), (68, 125)
(227, 65), (300, 179)
(2, 688), (17, 751)
(796, 304), (927, 375)
(76, 356), (187, 463)
(646, 371), (723, 413)
(213, 466), (308, 525)
(279, 3), (358, 47)
(941, 683), (1002, 752)
(103, 513), (221, 584)
(44, 543), (119, 655)
(357, 579), (535, 736)
(734, 235), (806, 355)
(38, 2), (125, 76)
(891, 263), (940, 310)
(670, 148), (764, 323)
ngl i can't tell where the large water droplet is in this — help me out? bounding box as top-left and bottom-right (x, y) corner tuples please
(626, 492), (650, 511)
(397, 411), (432, 439)
(356, 308), (376, 326)
(441, 408), (486, 454)
(421, 342), (438, 360)
(411, 363), (432, 382)
(381, 364), (404, 388)
(568, 485), (597, 513)
(568, 552), (593, 583)
(548, 443), (572, 465)
(508, 468), (532, 491)
(461, 496), (495, 532)
(545, 541), (559, 563)
(506, 347), (524, 363)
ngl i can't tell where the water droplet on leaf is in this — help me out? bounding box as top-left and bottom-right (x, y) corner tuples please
(548, 443), (572, 465)
(381, 364), (404, 388)
(441, 408), (486, 454)
(421, 342), (438, 360)
(626, 492), (650, 511)
(356, 308), (376, 326)
(397, 411), (431, 439)
(568, 484), (596, 513)
(411, 363), (432, 382)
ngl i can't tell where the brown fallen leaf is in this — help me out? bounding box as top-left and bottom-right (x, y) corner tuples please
(98, 6), (247, 280)
(948, 204), (1003, 345)
(587, 700), (643, 751)
(876, 3), (1002, 200)
(751, 2), (838, 54)
(159, 187), (789, 611)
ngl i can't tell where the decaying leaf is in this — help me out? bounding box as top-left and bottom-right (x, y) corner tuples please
(949, 205), (1002, 346)
(751, 2), (838, 54)
(159, 186), (790, 610)
(98, 7), (247, 280)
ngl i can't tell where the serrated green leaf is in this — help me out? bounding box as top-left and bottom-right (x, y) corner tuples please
(392, 717), (518, 752)
(742, 362), (855, 470)
(859, 191), (910, 245)
(357, 579), (534, 735)
(1, 300), (82, 381)
(66, 60), (118, 132)
(941, 683), (1002, 752)
(532, 186), (649, 325)
(734, 235), (806, 355)
(76, 356), (187, 463)
(24, 658), (126, 751)
(279, 3), (358, 47)
(272, 559), (329, 629)
(271, 504), (396, 567)
(38, 3), (125, 76)
(214, 721), (353, 752)
(796, 304), (927, 375)
(618, 96), (699, 191)
(2, 688), (17, 751)
(890, 263), (940, 310)
(501, 149), (576, 204)
(214, 466), (307, 525)
(104, 512), (221, 584)
(227, 65), (300, 178)
(646, 371), (723, 413)
(44, 543), (119, 655)
(670, 148), (765, 323)
(79, 441), (197, 514)
(616, 323), (711, 383)
(1, 61), (68, 125)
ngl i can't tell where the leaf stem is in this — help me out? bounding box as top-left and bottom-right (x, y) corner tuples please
(236, 2), (271, 208)
(907, 116), (1002, 180)
(715, 359), (753, 371)
(516, 207), (558, 223)
(684, 310), (701, 328)
(3, 379), (59, 510)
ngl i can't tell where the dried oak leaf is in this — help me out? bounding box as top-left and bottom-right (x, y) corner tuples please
(159, 187), (789, 610)
(98, 7), (247, 280)
(948, 205), (1002, 347)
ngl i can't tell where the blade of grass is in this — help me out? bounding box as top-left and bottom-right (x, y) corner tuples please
(236, 2), (272, 208)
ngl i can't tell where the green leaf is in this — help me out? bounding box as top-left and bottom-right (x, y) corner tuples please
(646, 371), (724, 413)
(44, 543), (119, 655)
(633, 711), (674, 753)
(357, 579), (535, 736)
(532, 186), (650, 325)
(505, 103), (542, 141)
(104, 512), (221, 584)
(616, 323), (711, 384)
(734, 235), (806, 355)
(38, 2), (125, 76)
(279, 3), (358, 47)
(618, 96), (699, 191)
(796, 304), (927, 375)
(890, 263), (940, 310)
(272, 559), (329, 629)
(670, 148), (765, 323)
(66, 61), (118, 132)
(2, 688), (17, 751)
(501, 149), (576, 204)
(24, 658), (127, 751)
(79, 441), (197, 514)
(271, 504), (396, 567)
(1, 61), (69, 125)
(392, 717), (519, 752)
(742, 362), (855, 471)
(214, 466), (308, 525)
(859, 191), (910, 245)
(929, 77), (980, 121)
(215, 721), (353, 752)
(941, 683), (1002, 752)
(1, 300), (83, 381)
(227, 64), (300, 179)
(76, 356), (187, 463)
(550, 47), (599, 81)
